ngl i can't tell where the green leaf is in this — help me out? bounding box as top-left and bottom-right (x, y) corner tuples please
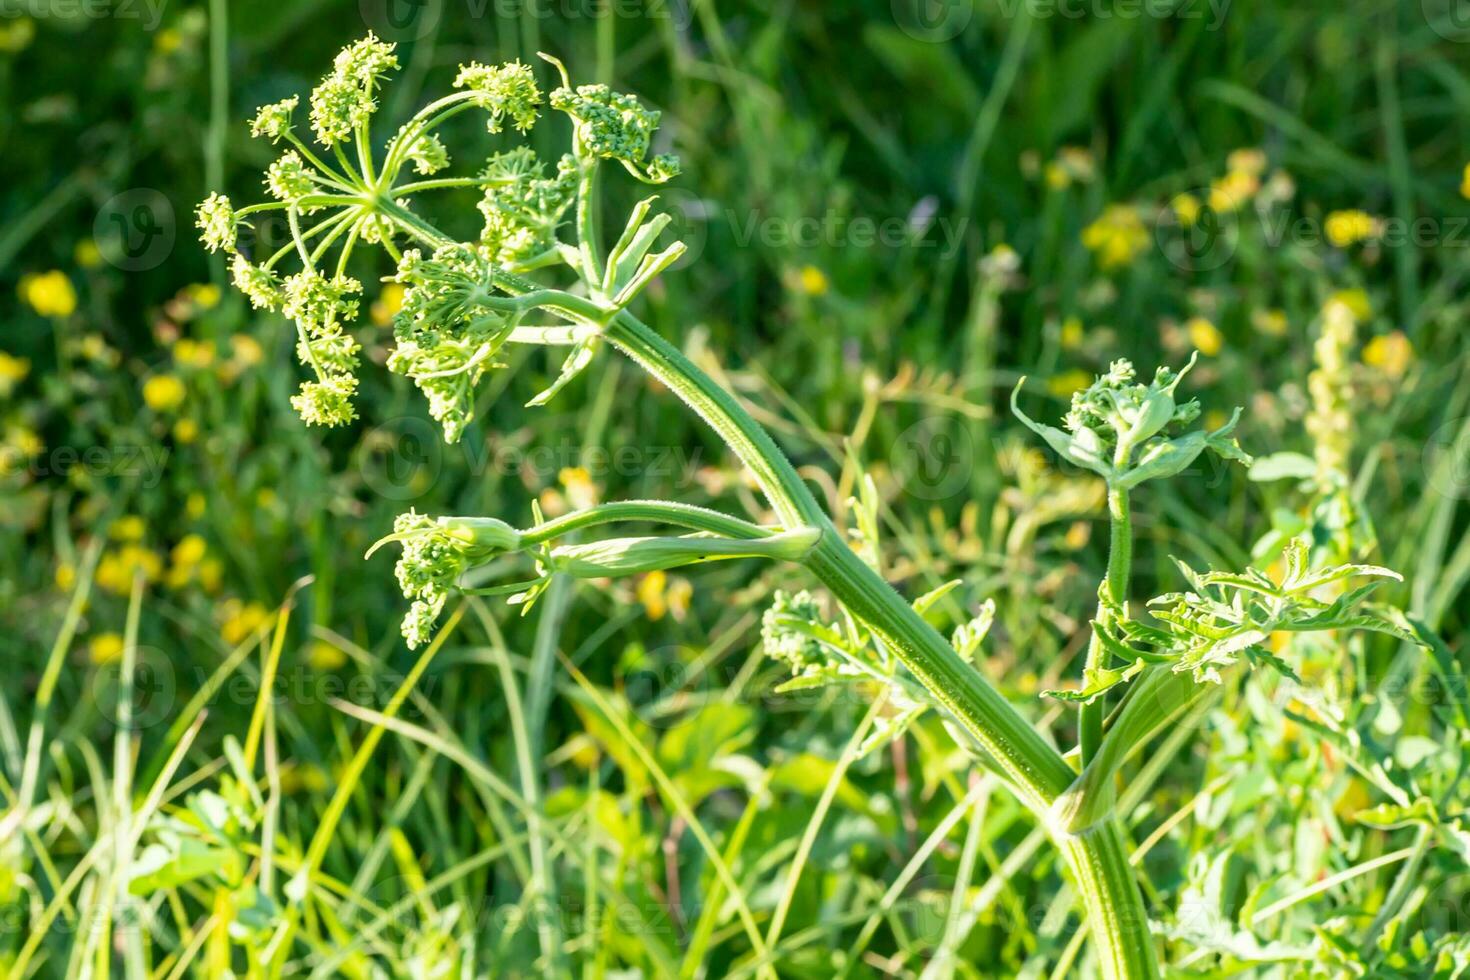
(1043, 658), (1146, 705)
(1248, 452), (1317, 482)
(527, 335), (599, 407)
(1355, 798), (1438, 830)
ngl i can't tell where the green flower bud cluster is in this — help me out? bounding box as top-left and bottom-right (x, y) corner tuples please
(1013, 354), (1251, 488)
(265, 151), (317, 203)
(310, 32), (397, 147)
(760, 590), (830, 675)
(388, 244), (516, 443)
(477, 147), (579, 266)
(231, 255), (283, 310)
(453, 61), (542, 134)
(374, 511), (523, 648)
(406, 133), (450, 175)
(250, 96), (298, 142)
(196, 192), (240, 253)
(549, 80), (680, 184)
(281, 271), (363, 425)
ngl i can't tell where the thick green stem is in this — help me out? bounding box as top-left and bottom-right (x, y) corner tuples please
(1081, 487), (1133, 764)
(1058, 820), (1161, 980)
(486, 257), (1158, 979)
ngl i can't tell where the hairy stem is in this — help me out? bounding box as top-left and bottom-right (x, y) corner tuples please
(1080, 487), (1133, 764)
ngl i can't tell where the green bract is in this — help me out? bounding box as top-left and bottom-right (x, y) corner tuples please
(1011, 355), (1252, 487)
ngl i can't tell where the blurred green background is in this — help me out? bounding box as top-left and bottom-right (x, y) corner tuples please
(3, 0), (1470, 975)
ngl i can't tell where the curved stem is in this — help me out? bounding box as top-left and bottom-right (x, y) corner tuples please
(394, 219), (1157, 980)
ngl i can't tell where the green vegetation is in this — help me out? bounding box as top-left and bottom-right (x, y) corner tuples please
(3, 2), (1470, 977)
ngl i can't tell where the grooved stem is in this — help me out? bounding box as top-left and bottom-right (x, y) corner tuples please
(489, 267), (1159, 980)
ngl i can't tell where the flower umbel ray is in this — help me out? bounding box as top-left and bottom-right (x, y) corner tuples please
(198, 35), (683, 437)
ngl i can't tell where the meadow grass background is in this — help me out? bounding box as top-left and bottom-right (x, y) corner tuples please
(2, 0), (1470, 975)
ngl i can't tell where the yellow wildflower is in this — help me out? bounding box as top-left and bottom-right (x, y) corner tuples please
(76, 334), (118, 366)
(1208, 169), (1258, 213)
(173, 338), (216, 369)
(279, 762), (330, 795)
(0, 18), (34, 54)
(172, 534), (208, 567)
(1226, 148), (1267, 176)
(1324, 210), (1378, 248)
(230, 333), (264, 368)
(1063, 521), (1091, 551)
(1186, 316), (1224, 357)
(74, 239), (102, 268)
(153, 27), (183, 54)
(1060, 316), (1085, 350)
(1462, 163), (1470, 199)
(371, 282), (407, 326)
(198, 558), (223, 594)
(89, 633), (126, 666)
(667, 578), (692, 620)
(0, 350), (29, 397)
(186, 492), (206, 519)
(143, 374), (187, 412)
(637, 570), (670, 621)
(1056, 146), (1096, 183)
(559, 467), (598, 510)
(186, 283), (221, 309)
(110, 516), (147, 541)
(1081, 205), (1149, 269)
(1252, 309), (1289, 337)
(1363, 331), (1413, 379)
(1044, 161), (1070, 190)
(797, 265), (829, 296)
(18, 270), (77, 318)
(308, 640), (348, 671)
(220, 599), (271, 646)
(55, 562), (76, 592)
(1326, 289), (1371, 323)
(96, 546), (163, 595)
(173, 418), (199, 444)
(1047, 369), (1094, 398)
(1170, 192), (1201, 228)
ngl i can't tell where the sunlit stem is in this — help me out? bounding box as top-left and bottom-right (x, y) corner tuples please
(1080, 486), (1133, 765)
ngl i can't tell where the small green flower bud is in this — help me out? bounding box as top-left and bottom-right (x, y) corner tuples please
(453, 60), (542, 133)
(406, 133), (450, 175)
(760, 590), (829, 674)
(290, 374), (358, 427)
(196, 192), (239, 253)
(230, 255), (283, 311)
(266, 151), (317, 202)
(250, 96), (299, 141)
(333, 33), (398, 86)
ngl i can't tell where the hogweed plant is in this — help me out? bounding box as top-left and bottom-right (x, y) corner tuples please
(201, 36), (1428, 978)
